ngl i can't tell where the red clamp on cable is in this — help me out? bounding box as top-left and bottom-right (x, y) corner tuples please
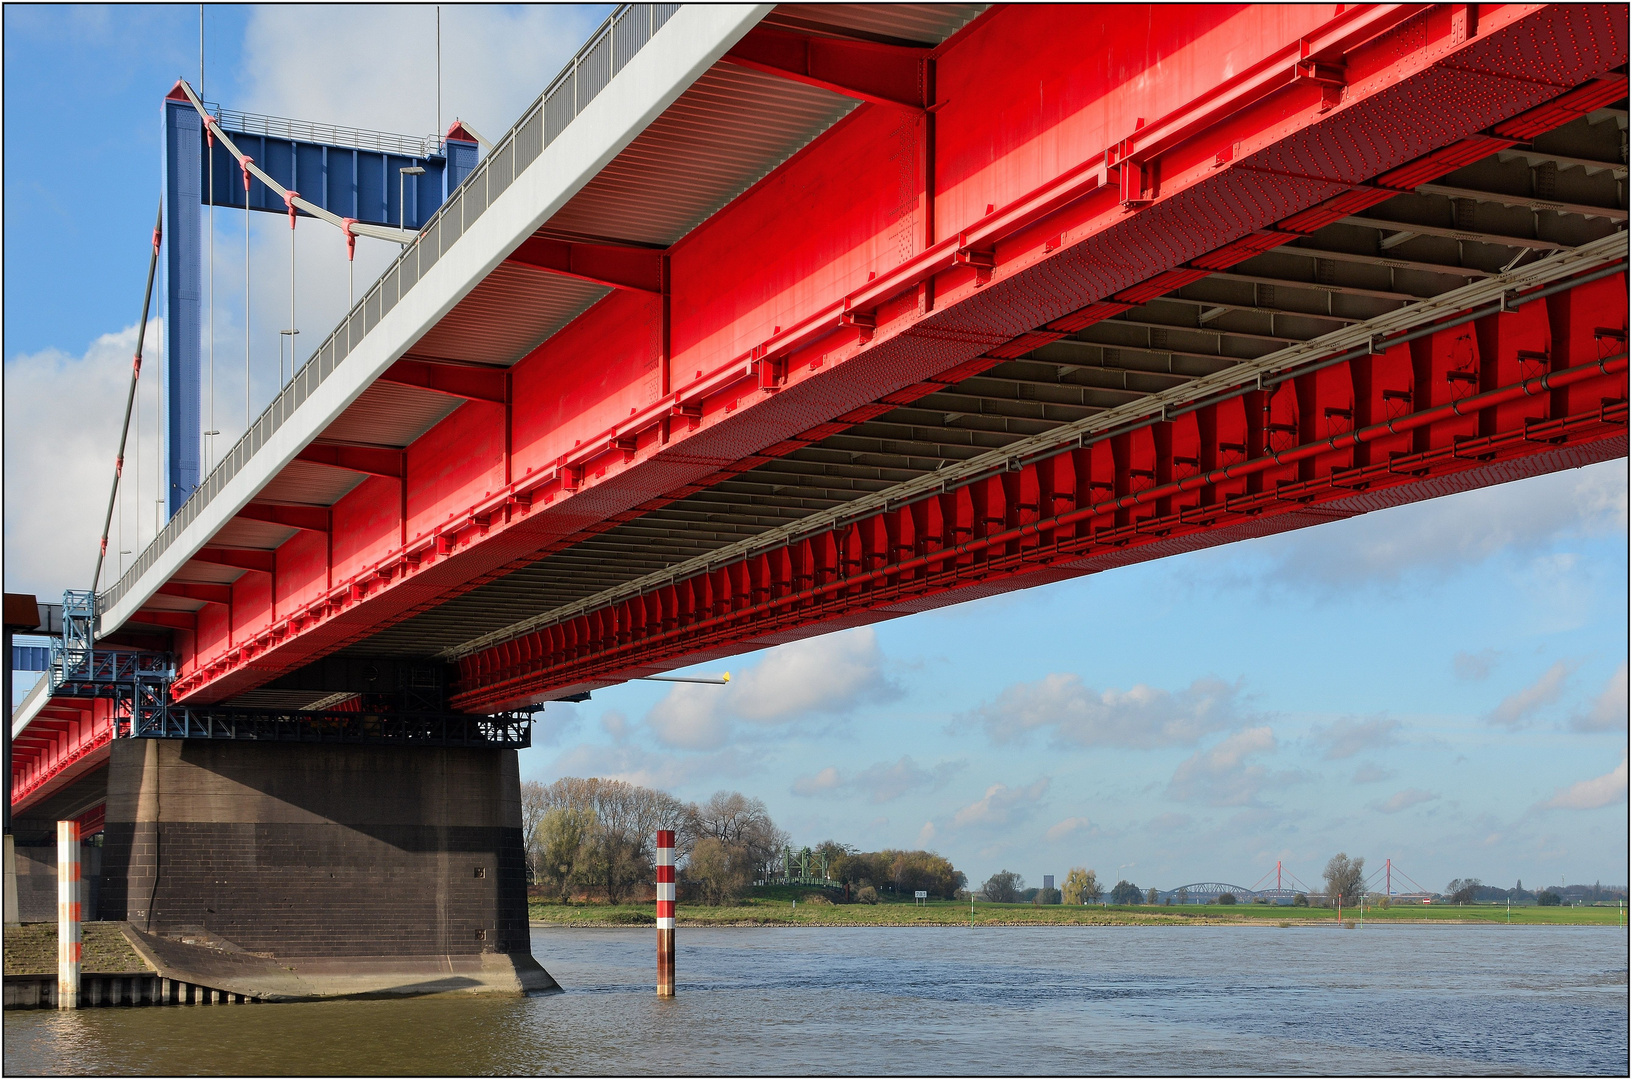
(240, 155), (254, 192)
(283, 190), (300, 229)
(341, 218), (358, 262)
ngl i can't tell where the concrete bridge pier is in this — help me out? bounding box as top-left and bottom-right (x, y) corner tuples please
(98, 738), (556, 999)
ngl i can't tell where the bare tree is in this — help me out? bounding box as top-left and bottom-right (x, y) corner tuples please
(1445, 878), (1481, 905)
(689, 791), (786, 874)
(688, 836), (754, 905)
(538, 777), (691, 901)
(519, 780), (549, 885)
(983, 870), (1025, 903)
(1323, 853), (1366, 907)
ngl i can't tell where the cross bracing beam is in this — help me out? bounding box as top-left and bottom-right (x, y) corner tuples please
(505, 236), (666, 293)
(156, 583), (233, 606)
(294, 445), (406, 478)
(193, 547), (277, 572)
(722, 24), (931, 110)
(235, 502), (331, 533)
(379, 358), (508, 403)
(131, 610), (199, 632)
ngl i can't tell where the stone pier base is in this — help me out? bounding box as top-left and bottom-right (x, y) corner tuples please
(99, 739), (556, 998)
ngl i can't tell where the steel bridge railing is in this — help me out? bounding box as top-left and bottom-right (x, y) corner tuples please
(99, 2), (682, 621)
(202, 102), (443, 158)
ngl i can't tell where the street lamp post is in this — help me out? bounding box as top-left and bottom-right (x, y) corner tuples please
(399, 165), (426, 233)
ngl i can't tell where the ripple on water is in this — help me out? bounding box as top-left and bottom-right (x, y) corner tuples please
(3, 925), (1625, 1075)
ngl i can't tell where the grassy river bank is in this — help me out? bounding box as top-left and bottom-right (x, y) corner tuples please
(531, 886), (1626, 928)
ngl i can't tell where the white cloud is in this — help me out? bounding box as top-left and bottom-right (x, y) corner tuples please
(729, 628), (899, 724)
(1374, 788), (1438, 814)
(1539, 754), (1628, 811)
(1352, 763), (1394, 784)
(1311, 716), (1400, 760)
(645, 685), (734, 750)
(1167, 726), (1280, 807)
(915, 821), (937, 848)
(1571, 663), (1628, 733)
(599, 710), (630, 744)
(958, 673), (1244, 749)
(952, 778), (1051, 829)
(545, 741), (759, 792)
(240, 6), (601, 150)
(4, 322), (158, 595)
(531, 703), (583, 747)
(1488, 661), (1575, 729)
(1146, 812), (1193, 834)
(646, 628), (898, 749)
(791, 767), (842, 797)
(1239, 462), (1627, 589)
(791, 756), (960, 804)
(1045, 816), (1098, 843)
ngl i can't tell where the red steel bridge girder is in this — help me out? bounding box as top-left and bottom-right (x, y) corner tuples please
(451, 270), (1629, 711)
(156, 3), (1627, 705)
(10, 698), (118, 810)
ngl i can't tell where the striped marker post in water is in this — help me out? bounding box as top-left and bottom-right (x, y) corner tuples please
(656, 829), (675, 996)
(58, 820), (81, 1010)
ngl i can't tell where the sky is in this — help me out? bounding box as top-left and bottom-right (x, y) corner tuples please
(3, 5), (1627, 897)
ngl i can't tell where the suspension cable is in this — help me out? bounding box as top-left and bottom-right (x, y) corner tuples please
(207, 124), (216, 471)
(93, 204), (164, 593)
(288, 191), (298, 385)
(244, 152), (251, 431)
(174, 79), (417, 245)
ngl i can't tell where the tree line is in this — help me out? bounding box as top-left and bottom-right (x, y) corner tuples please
(521, 778), (968, 906)
(967, 853), (1624, 907)
(978, 868), (1154, 906)
(522, 779), (786, 905)
(814, 842), (966, 901)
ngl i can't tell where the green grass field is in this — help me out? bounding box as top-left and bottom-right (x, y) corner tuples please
(529, 888), (1627, 928)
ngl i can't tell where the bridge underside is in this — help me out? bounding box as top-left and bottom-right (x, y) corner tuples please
(13, 3), (1630, 811)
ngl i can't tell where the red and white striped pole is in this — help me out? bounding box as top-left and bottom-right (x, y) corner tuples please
(57, 820), (81, 1010)
(656, 829), (675, 996)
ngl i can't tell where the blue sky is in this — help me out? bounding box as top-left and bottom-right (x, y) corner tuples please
(4, 5), (1626, 895)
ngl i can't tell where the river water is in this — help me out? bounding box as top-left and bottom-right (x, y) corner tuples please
(5, 925), (1626, 1075)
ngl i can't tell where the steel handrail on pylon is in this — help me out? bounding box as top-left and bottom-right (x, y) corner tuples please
(97, 2), (681, 623)
(202, 101), (443, 159)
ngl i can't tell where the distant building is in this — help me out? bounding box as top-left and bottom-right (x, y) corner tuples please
(1043, 875), (1054, 891)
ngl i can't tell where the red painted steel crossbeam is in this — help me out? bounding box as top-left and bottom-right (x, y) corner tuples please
(505, 237), (666, 294)
(449, 271), (1630, 711)
(105, 5), (1629, 711)
(723, 24), (932, 110)
(10, 698), (119, 810)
